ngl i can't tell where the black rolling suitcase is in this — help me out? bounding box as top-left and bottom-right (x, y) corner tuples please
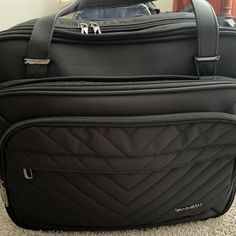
(0, 0), (236, 231)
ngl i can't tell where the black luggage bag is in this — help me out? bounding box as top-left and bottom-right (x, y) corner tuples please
(0, 0), (236, 231)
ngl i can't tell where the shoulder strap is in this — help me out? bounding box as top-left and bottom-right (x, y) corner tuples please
(25, 0), (80, 78)
(192, 0), (219, 77)
(25, 0), (219, 78)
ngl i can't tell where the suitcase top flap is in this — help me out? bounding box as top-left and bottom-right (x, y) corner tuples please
(23, 0), (219, 79)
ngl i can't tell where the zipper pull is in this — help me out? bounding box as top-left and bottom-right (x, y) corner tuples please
(78, 23), (89, 34)
(89, 22), (102, 35)
(23, 169), (34, 180)
(0, 180), (9, 207)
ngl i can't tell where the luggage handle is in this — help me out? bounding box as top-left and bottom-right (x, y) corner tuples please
(25, 0), (220, 78)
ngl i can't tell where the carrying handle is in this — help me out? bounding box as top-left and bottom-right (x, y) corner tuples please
(25, 0), (220, 78)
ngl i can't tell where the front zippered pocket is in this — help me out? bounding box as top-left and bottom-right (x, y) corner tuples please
(1, 112), (236, 230)
(76, 17), (195, 34)
(1, 18), (234, 44)
(5, 13), (195, 35)
(0, 12), (212, 44)
(0, 19), (197, 42)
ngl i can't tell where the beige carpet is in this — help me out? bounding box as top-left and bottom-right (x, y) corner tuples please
(0, 200), (235, 236)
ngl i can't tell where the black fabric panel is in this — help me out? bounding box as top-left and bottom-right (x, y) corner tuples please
(25, 0), (219, 78)
(0, 2), (235, 231)
(78, 0), (153, 10)
(0, 85), (236, 123)
(4, 114), (236, 230)
(1, 34), (236, 82)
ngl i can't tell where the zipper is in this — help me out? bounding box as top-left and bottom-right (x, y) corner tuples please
(78, 23), (89, 34)
(8, 16), (194, 33)
(1, 78), (236, 96)
(1, 112), (236, 208)
(1, 12), (235, 41)
(1, 75), (204, 89)
(2, 112), (236, 174)
(1, 17), (196, 38)
(78, 22), (102, 35)
(2, 113), (235, 227)
(23, 169), (34, 180)
(1, 21), (235, 43)
(78, 19), (192, 35)
(0, 79), (236, 93)
(89, 22), (102, 34)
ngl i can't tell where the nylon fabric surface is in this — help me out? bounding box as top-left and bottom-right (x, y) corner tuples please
(3, 118), (236, 230)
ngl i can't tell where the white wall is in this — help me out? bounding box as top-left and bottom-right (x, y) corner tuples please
(0, 0), (173, 31)
(158, 0), (173, 12)
(0, 0), (61, 31)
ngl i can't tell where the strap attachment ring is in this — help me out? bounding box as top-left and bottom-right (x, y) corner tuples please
(195, 55), (220, 78)
(24, 58), (51, 65)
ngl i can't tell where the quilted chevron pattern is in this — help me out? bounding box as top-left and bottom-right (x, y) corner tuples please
(4, 117), (236, 230)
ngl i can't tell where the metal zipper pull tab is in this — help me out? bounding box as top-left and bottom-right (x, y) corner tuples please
(23, 169), (34, 180)
(89, 22), (102, 35)
(0, 180), (9, 207)
(78, 23), (89, 34)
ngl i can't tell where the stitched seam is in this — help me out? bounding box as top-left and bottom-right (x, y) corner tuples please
(21, 150), (124, 222)
(137, 124), (189, 156)
(157, 123), (236, 171)
(133, 126), (167, 156)
(67, 128), (115, 169)
(121, 127), (138, 136)
(126, 160), (214, 219)
(129, 158), (232, 222)
(8, 142), (236, 162)
(93, 128), (128, 157)
(82, 174), (135, 207)
(117, 172), (153, 192)
(57, 172), (125, 219)
(67, 127), (146, 193)
(22, 148), (124, 220)
(137, 122), (217, 170)
(153, 166), (233, 222)
(13, 171), (96, 225)
(35, 128), (88, 168)
(154, 180), (231, 223)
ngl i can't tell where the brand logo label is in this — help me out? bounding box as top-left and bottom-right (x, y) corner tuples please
(175, 203), (203, 213)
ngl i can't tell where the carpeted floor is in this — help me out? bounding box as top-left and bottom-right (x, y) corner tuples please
(0, 200), (235, 236)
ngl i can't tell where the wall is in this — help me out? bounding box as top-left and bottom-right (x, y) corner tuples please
(158, 0), (173, 12)
(0, 0), (173, 31)
(0, 0), (61, 31)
